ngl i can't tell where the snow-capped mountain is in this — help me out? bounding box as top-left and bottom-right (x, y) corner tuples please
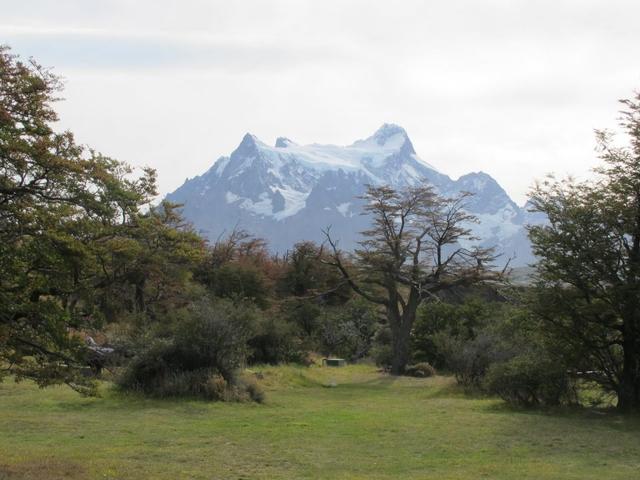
(166, 124), (537, 266)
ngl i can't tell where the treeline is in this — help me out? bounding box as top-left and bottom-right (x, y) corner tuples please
(2, 46), (639, 411)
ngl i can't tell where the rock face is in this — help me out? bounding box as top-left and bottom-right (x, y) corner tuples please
(166, 124), (541, 267)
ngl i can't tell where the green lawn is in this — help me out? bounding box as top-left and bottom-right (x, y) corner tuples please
(0, 364), (639, 479)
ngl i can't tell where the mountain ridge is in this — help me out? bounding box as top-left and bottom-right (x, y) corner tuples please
(166, 124), (539, 266)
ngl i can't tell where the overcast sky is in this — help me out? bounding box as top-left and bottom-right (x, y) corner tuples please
(3, 0), (640, 204)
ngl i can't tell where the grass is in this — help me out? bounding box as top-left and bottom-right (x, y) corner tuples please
(0, 364), (639, 479)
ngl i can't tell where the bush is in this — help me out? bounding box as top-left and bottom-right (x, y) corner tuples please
(370, 324), (393, 368)
(484, 354), (576, 407)
(207, 263), (270, 308)
(248, 314), (306, 365)
(118, 299), (262, 401)
(404, 362), (437, 378)
(412, 298), (494, 369)
(371, 345), (393, 369)
(318, 299), (379, 361)
(437, 332), (511, 388)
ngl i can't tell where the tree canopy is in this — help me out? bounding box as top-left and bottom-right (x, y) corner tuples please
(529, 92), (640, 411)
(0, 46), (204, 393)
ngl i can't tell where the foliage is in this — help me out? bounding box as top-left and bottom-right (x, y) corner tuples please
(118, 299), (260, 401)
(317, 298), (380, 360)
(279, 241), (349, 302)
(484, 354), (576, 407)
(247, 313), (306, 365)
(417, 295), (576, 406)
(412, 297), (495, 369)
(441, 332), (506, 388)
(0, 46), (201, 394)
(196, 229), (273, 308)
(528, 92), (640, 411)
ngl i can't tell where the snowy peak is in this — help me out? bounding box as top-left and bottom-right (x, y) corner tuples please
(372, 123), (411, 147)
(275, 137), (296, 148)
(352, 123), (416, 155)
(166, 124), (536, 266)
(232, 133), (262, 156)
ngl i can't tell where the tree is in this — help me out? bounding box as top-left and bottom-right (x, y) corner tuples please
(528, 92), (640, 411)
(324, 184), (499, 374)
(0, 46), (202, 393)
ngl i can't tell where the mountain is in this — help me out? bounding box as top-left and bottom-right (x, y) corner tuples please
(166, 124), (538, 266)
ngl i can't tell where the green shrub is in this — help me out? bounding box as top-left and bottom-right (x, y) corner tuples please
(118, 299), (261, 401)
(404, 362), (437, 378)
(248, 314), (306, 365)
(318, 299), (378, 361)
(484, 354), (576, 407)
(412, 298), (495, 369)
(371, 344), (393, 369)
(436, 332), (507, 387)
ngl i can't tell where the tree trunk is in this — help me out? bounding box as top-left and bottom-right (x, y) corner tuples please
(388, 303), (418, 375)
(617, 326), (640, 411)
(617, 369), (639, 411)
(390, 324), (412, 375)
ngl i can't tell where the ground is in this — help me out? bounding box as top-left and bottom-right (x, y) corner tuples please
(0, 364), (639, 479)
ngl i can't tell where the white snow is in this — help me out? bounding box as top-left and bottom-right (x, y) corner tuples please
(230, 125), (439, 182)
(337, 202), (352, 217)
(241, 192), (273, 217)
(217, 125), (441, 221)
(213, 156), (230, 175)
(272, 187), (308, 220)
(225, 191), (240, 203)
(458, 204), (520, 249)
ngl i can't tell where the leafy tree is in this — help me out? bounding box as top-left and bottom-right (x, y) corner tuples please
(0, 46), (203, 394)
(279, 241), (348, 302)
(195, 229), (272, 308)
(325, 184), (499, 374)
(529, 92), (640, 411)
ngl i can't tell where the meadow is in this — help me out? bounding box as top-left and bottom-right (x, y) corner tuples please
(1, 364), (639, 480)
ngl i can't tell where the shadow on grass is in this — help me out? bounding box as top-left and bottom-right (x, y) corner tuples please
(481, 398), (640, 433)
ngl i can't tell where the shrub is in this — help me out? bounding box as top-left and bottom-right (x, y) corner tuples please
(412, 298), (495, 369)
(404, 362), (437, 378)
(371, 344), (393, 369)
(318, 299), (379, 361)
(118, 299), (262, 401)
(248, 314), (306, 365)
(236, 377), (265, 403)
(484, 354), (576, 407)
(370, 324), (393, 368)
(435, 332), (508, 387)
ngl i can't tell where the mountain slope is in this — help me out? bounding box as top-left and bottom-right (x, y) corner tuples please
(166, 124), (536, 266)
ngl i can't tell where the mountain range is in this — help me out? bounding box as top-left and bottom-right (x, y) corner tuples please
(166, 124), (542, 267)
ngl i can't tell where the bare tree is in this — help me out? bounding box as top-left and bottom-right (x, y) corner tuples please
(323, 184), (501, 374)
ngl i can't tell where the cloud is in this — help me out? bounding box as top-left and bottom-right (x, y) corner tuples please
(2, 0), (640, 205)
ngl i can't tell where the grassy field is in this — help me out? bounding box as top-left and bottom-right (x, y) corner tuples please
(1, 364), (639, 480)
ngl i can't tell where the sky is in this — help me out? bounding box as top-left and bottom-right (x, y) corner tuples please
(2, 0), (640, 205)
